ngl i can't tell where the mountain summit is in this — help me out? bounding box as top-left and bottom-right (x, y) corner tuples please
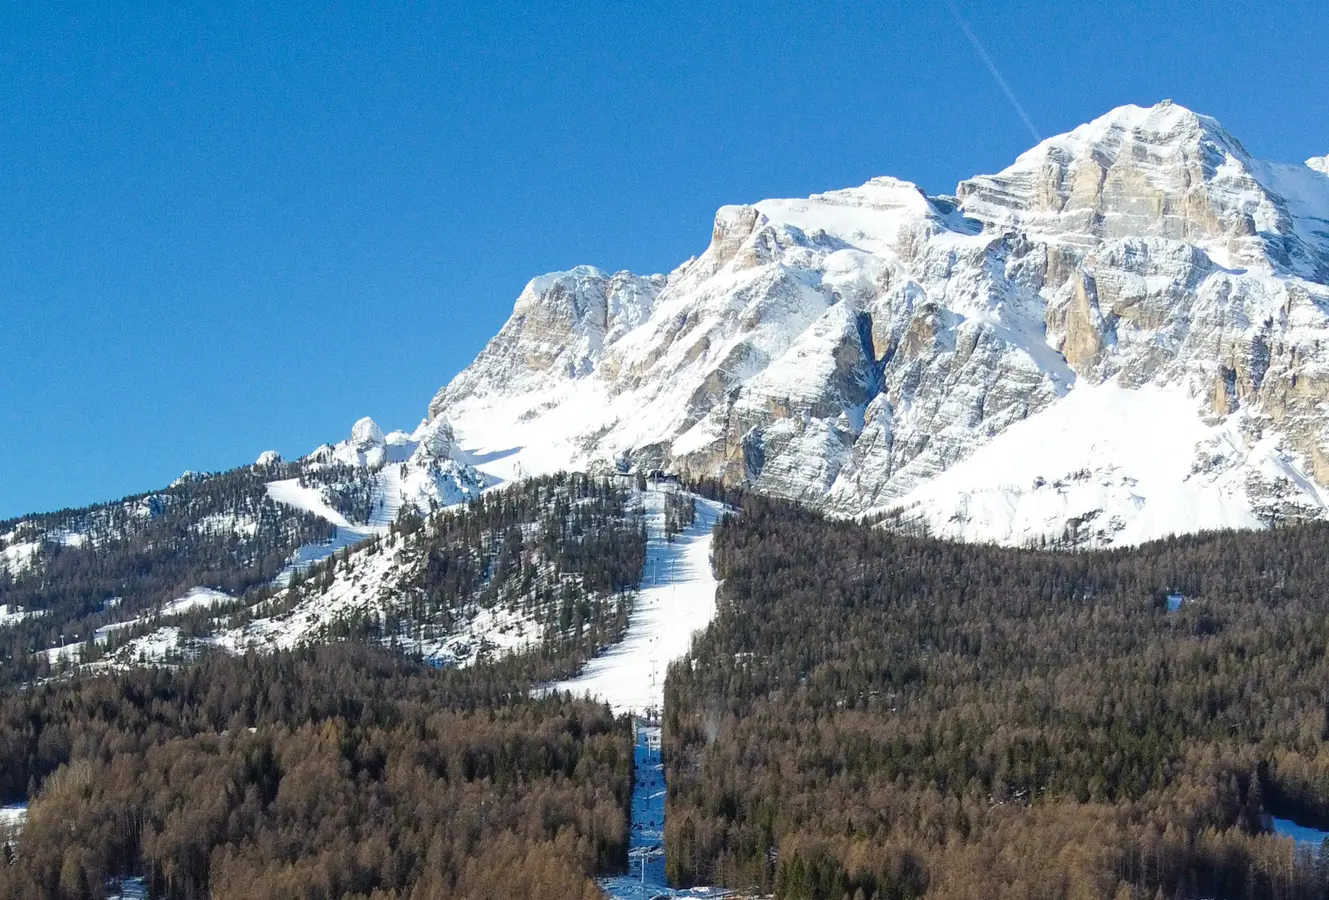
(419, 102), (1329, 547)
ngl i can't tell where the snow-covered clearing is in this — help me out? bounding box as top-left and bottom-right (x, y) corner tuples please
(45, 641), (83, 666)
(0, 803), (26, 833)
(1, 802), (26, 856)
(0, 538), (40, 576)
(193, 512), (259, 538)
(160, 587), (234, 617)
(0, 604), (39, 627)
(552, 487), (724, 715)
(265, 479), (355, 529)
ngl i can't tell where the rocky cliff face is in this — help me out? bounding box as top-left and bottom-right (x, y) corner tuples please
(429, 102), (1329, 547)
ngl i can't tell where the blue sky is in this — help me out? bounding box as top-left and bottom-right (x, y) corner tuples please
(3, 1), (1327, 518)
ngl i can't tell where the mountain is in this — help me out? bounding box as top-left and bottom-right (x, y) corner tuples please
(6, 100), (1329, 683)
(429, 101), (1329, 547)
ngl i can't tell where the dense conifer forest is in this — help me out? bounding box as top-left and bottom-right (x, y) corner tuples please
(664, 495), (1329, 900)
(0, 472), (652, 899)
(0, 645), (633, 900)
(21, 473), (1329, 898)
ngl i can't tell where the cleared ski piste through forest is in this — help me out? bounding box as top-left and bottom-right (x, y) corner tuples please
(551, 485), (730, 899)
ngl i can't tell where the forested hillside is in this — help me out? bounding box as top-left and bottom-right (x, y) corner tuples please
(0, 470), (645, 689)
(0, 474), (652, 899)
(0, 461), (336, 686)
(0, 644), (632, 899)
(219, 472), (646, 675)
(665, 496), (1329, 900)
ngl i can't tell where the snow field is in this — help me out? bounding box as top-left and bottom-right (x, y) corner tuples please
(885, 382), (1327, 546)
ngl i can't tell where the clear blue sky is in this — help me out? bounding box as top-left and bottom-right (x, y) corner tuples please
(3, 1), (1327, 519)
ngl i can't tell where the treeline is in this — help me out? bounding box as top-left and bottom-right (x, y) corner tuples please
(664, 495), (1329, 900)
(0, 465), (334, 688)
(0, 643), (632, 899)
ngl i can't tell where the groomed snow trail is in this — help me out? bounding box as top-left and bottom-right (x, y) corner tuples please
(264, 479), (379, 584)
(551, 486), (724, 716)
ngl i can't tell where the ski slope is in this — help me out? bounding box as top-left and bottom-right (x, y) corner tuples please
(551, 487), (724, 715)
(264, 478), (379, 583)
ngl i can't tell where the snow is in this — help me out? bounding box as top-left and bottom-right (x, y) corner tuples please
(551, 488), (724, 715)
(55, 530), (88, 548)
(884, 381), (1325, 547)
(265, 478), (378, 584)
(44, 641), (82, 666)
(416, 602), (543, 667)
(213, 534), (404, 652)
(276, 528), (376, 585)
(266, 417), (488, 584)
(1308, 156), (1329, 178)
(1273, 816), (1329, 852)
(255, 449), (282, 466)
(93, 619), (139, 644)
(194, 512), (259, 538)
(1250, 156), (1329, 260)
(0, 604), (39, 627)
(105, 877), (148, 899)
(219, 485), (549, 661)
(0, 803), (26, 833)
(0, 539), (40, 576)
(106, 626), (183, 664)
(995, 101), (1234, 183)
(160, 587), (233, 617)
(265, 479), (356, 530)
(518, 265), (611, 312)
(753, 177), (940, 256)
(350, 416), (385, 450)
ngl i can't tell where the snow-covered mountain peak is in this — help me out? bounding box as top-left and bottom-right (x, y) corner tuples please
(422, 103), (1329, 548)
(960, 101), (1329, 281)
(1309, 155), (1329, 177)
(277, 415), (489, 538)
(350, 416), (385, 450)
(994, 101), (1243, 176)
(513, 265), (608, 315)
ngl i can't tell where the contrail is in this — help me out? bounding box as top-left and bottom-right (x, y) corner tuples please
(945, 0), (1041, 143)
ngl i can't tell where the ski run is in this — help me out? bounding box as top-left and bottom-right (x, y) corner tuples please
(552, 486), (725, 715)
(551, 486), (730, 899)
